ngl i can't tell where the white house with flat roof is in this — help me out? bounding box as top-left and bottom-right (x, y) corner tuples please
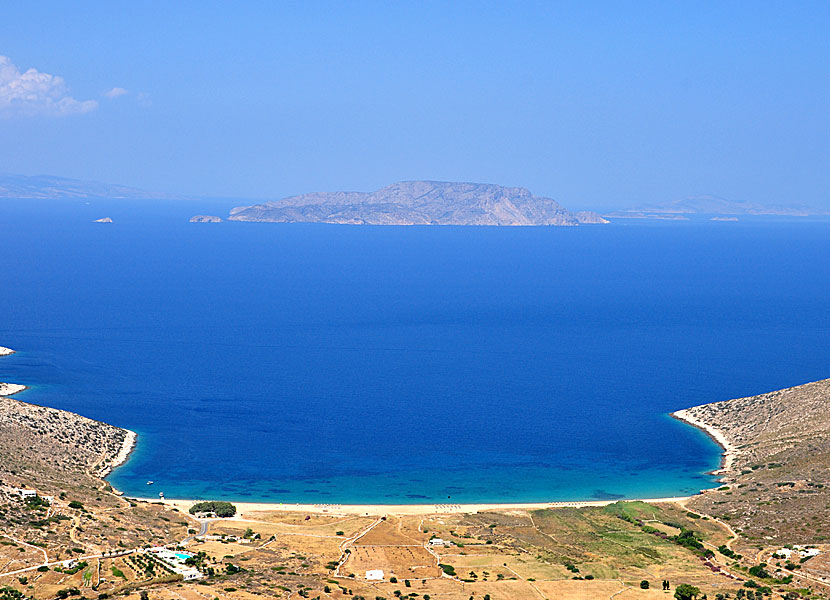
(365, 569), (384, 581)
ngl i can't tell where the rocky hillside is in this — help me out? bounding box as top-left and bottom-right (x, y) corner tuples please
(680, 379), (830, 548)
(229, 181), (609, 226)
(0, 395), (129, 501)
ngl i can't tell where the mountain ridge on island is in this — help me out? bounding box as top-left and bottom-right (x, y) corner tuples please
(228, 180), (609, 226)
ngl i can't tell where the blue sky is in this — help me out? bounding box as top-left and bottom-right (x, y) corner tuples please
(1, 1), (829, 209)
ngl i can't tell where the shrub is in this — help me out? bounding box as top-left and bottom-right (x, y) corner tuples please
(640, 580), (649, 589)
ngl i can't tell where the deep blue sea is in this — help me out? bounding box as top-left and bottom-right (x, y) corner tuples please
(1, 199), (828, 504)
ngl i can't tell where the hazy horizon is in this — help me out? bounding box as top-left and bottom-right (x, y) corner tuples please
(2, 2), (829, 211)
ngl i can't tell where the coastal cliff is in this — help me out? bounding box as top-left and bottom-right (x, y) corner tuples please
(229, 181), (608, 226)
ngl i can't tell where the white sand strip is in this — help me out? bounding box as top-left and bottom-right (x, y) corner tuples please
(672, 408), (735, 474)
(141, 495), (693, 518)
(109, 430), (137, 471)
(0, 383), (27, 396)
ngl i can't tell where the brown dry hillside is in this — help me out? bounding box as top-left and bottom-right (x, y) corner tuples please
(684, 379), (830, 549)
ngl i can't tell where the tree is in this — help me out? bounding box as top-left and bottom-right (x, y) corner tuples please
(640, 580), (649, 589)
(189, 501), (236, 517)
(748, 564), (769, 579)
(674, 583), (701, 600)
(139, 592), (149, 600)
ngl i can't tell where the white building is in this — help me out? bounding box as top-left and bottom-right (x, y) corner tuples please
(17, 489), (37, 499)
(365, 569), (384, 581)
(429, 538), (449, 547)
(145, 547), (203, 581)
(795, 546), (821, 558)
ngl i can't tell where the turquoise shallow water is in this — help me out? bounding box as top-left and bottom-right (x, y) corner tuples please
(1, 200), (828, 503)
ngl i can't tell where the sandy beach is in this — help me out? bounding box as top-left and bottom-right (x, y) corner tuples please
(142, 495), (695, 518)
(101, 429), (137, 476)
(672, 408), (735, 474)
(0, 383), (27, 396)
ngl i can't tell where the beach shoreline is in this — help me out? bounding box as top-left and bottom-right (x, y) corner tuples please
(139, 495), (695, 517)
(0, 383), (27, 397)
(101, 429), (137, 477)
(0, 346), (27, 397)
(671, 407), (735, 476)
(2, 341), (725, 511)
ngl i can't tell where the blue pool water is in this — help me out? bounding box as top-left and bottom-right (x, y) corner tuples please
(0, 199), (828, 503)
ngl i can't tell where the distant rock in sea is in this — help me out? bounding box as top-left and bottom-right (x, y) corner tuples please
(229, 181), (610, 227)
(189, 215), (223, 223)
(93, 217), (113, 223)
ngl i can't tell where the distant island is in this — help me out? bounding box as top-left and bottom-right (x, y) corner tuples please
(608, 194), (827, 219)
(228, 181), (609, 226)
(189, 215), (223, 223)
(0, 173), (176, 200)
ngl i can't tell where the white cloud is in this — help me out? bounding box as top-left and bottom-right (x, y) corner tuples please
(104, 86), (128, 99)
(0, 55), (98, 118)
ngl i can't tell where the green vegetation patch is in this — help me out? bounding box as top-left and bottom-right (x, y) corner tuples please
(188, 501), (236, 517)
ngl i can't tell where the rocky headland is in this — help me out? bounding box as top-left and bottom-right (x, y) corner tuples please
(675, 378), (830, 549)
